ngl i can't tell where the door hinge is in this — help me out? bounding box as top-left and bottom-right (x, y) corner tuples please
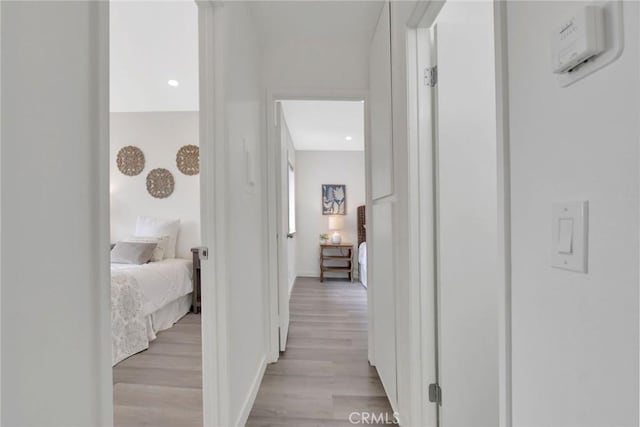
(425, 66), (438, 87)
(428, 383), (442, 404)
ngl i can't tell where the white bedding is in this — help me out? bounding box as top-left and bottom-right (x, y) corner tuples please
(359, 242), (367, 288)
(111, 259), (193, 365)
(111, 258), (193, 317)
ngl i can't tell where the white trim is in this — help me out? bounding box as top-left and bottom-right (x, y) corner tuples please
(493, 2), (513, 426)
(233, 356), (267, 427)
(265, 89), (369, 364)
(0, 3), (3, 419)
(197, 1), (230, 426)
(288, 275), (296, 297)
(406, 24), (426, 427)
(363, 81), (375, 367)
(265, 96), (280, 363)
(296, 271), (319, 278)
(92, 1), (113, 425)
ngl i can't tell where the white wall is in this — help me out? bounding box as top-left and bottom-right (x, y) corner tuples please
(110, 112), (200, 259)
(264, 39), (368, 93)
(295, 151), (365, 278)
(217, 3), (268, 425)
(506, 2), (639, 426)
(1, 2), (111, 426)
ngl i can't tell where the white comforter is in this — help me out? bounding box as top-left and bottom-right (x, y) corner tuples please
(111, 259), (193, 365)
(359, 242), (367, 288)
(111, 259), (193, 317)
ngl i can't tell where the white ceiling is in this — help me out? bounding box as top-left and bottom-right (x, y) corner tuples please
(281, 100), (364, 151)
(250, 1), (384, 47)
(109, 1), (383, 112)
(110, 1), (199, 112)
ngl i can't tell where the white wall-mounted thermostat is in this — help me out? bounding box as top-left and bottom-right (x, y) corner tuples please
(551, 1), (623, 87)
(552, 5), (605, 74)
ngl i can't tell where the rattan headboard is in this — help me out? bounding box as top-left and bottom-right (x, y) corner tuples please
(357, 205), (366, 246)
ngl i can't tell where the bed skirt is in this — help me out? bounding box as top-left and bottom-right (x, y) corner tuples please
(112, 284), (192, 367)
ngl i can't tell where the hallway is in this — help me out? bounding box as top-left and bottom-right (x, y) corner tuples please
(247, 277), (393, 426)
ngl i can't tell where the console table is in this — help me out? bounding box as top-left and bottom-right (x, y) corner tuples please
(320, 243), (354, 282)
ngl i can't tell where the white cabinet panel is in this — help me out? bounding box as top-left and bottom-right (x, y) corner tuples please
(369, 3), (393, 200)
(371, 202), (397, 404)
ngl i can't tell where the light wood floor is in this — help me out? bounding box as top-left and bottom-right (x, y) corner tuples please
(113, 313), (202, 427)
(247, 277), (393, 427)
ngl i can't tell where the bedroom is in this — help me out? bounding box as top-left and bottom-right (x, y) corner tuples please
(108, 2), (203, 425)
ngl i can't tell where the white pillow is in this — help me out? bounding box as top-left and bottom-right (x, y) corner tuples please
(126, 235), (170, 262)
(135, 216), (180, 259)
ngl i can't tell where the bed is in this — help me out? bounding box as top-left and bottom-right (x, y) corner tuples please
(357, 205), (367, 288)
(110, 217), (195, 366)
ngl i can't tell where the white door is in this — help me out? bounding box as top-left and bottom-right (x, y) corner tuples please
(433, 2), (500, 426)
(275, 103), (290, 351)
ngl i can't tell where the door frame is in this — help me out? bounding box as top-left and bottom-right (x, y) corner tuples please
(265, 89), (370, 363)
(405, 1), (512, 426)
(93, 0), (225, 425)
(197, 1), (229, 425)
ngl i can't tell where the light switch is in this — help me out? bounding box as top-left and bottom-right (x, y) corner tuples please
(552, 201), (588, 273)
(557, 218), (574, 254)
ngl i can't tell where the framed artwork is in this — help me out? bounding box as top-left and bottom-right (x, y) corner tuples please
(322, 184), (346, 215)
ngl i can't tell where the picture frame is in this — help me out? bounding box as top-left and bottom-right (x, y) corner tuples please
(322, 184), (346, 215)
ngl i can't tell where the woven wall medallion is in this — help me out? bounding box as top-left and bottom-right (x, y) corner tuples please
(176, 144), (199, 175)
(146, 168), (175, 199)
(116, 146), (145, 176)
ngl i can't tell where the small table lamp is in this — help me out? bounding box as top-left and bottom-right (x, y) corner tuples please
(328, 215), (344, 244)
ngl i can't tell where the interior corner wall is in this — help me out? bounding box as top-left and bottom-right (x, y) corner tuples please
(295, 151), (365, 278)
(110, 112), (200, 259)
(506, 2), (639, 426)
(219, 3), (267, 425)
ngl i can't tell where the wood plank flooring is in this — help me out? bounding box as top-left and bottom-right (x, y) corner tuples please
(113, 314), (202, 427)
(247, 277), (394, 426)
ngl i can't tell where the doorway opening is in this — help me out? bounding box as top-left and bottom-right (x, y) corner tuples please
(409, 1), (509, 426)
(109, 2), (203, 426)
(248, 98), (392, 422)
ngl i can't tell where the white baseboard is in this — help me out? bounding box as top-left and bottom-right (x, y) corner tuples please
(297, 271), (361, 280)
(296, 271), (319, 278)
(288, 275), (296, 297)
(234, 355), (267, 427)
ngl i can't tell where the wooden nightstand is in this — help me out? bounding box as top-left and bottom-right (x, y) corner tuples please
(190, 247), (203, 314)
(320, 243), (354, 282)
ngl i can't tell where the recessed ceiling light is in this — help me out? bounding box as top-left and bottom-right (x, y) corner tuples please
(345, 136), (353, 141)
(168, 80), (179, 87)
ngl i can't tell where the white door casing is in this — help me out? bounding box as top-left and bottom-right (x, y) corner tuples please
(197, 1), (230, 425)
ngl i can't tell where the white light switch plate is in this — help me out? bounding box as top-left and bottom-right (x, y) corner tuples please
(552, 201), (588, 273)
